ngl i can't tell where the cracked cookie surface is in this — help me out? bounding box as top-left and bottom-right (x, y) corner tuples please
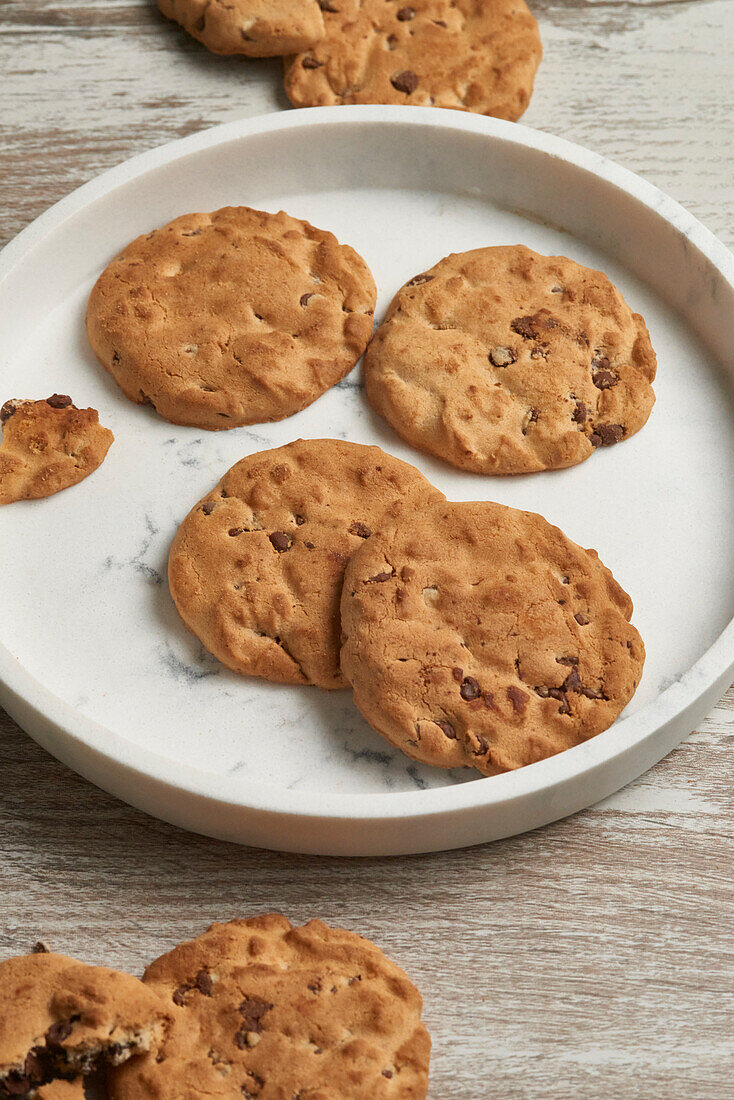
(110, 914), (430, 1100)
(157, 0), (325, 56)
(86, 207), (377, 430)
(340, 500), (645, 775)
(0, 396), (114, 506)
(0, 953), (170, 1099)
(168, 438), (444, 689)
(364, 245), (657, 475)
(284, 0), (541, 120)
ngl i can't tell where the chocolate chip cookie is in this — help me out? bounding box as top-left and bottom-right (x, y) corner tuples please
(37, 1082), (85, 1099)
(340, 500), (645, 774)
(168, 438), (444, 688)
(158, 0), (324, 57)
(86, 207), (377, 430)
(0, 396), (114, 505)
(284, 0), (542, 120)
(0, 953), (170, 1099)
(364, 245), (657, 474)
(110, 914), (430, 1100)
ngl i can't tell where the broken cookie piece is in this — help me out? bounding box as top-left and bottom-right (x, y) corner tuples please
(0, 396), (113, 505)
(0, 952), (170, 1099)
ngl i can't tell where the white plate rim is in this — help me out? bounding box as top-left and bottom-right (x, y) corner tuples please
(1, 105), (733, 834)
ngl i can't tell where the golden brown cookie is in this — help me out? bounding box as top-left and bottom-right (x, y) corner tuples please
(36, 1081), (85, 1099)
(0, 953), (170, 1099)
(364, 245), (657, 475)
(86, 207), (377, 430)
(158, 0), (324, 57)
(110, 915), (430, 1100)
(168, 438), (444, 689)
(284, 0), (541, 120)
(0, 396), (114, 506)
(340, 500), (645, 775)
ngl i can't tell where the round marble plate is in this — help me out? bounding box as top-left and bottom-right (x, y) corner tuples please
(1, 108), (733, 855)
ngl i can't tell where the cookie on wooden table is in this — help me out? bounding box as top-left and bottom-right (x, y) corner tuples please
(284, 0), (542, 120)
(364, 245), (657, 475)
(110, 914), (430, 1100)
(0, 953), (170, 1098)
(158, 0), (325, 57)
(86, 207), (376, 430)
(0, 396), (114, 506)
(168, 438), (444, 689)
(340, 500), (645, 775)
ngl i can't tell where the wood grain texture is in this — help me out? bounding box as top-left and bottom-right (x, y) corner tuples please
(1, 2), (733, 1097)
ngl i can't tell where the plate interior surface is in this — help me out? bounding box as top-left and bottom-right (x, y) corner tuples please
(2, 114), (734, 807)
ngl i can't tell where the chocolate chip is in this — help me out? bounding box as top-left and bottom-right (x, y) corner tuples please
(556, 656), (578, 666)
(201, 502), (216, 515)
(172, 984), (189, 1006)
(536, 686), (571, 715)
(436, 720), (457, 739)
(300, 293), (314, 307)
(572, 401), (587, 424)
(483, 692), (497, 711)
(562, 666), (583, 693)
(31, 941), (49, 953)
(460, 676), (481, 701)
(308, 980), (322, 993)
(269, 532), (292, 552)
(452, 667), (464, 682)
(591, 423), (625, 447)
(2, 1074), (33, 1095)
(406, 273), (434, 287)
(522, 407), (539, 435)
(46, 1020), (72, 1045)
(0, 400), (20, 423)
(391, 70), (419, 94)
(318, 0), (338, 8)
(304, 541), (315, 549)
(366, 571), (393, 583)
(591, 353), (610, 371)
(295, 514), (306, 525)
(229, 528), (245, 537)
(581, 685), (605, 700)
(593, 369), (618, 389)
(397, 5), (415, 18)
(574, 612), (589, 626)
(512, 310), (557, 340)
(507, 685), (529, 714)
(489, 346), (516, 367)
(349, 521), (372, 539)
(239, 997), (273, 1032)
(302, 56), (322, 69)
(194, 969), (213, 995)
(46, 393), (72, 409)
(382, 1069), (394, 1078)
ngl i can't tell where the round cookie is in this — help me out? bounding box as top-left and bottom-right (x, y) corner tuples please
(0, 395), (114, 506)
(0, 953), (170, 1098)
(157, 0), (324, 57)
(363, 245), (657, 475)
(86, 207), (377, 430)
(110, 914), (430, 1100)
(340, 500), (645, 775)
(168, 438), (444, 689)
(284, 0), (542, 121)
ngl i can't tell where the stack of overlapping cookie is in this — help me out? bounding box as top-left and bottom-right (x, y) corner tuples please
(155, 0), (543, 123)
(0, 916), (430, 1099)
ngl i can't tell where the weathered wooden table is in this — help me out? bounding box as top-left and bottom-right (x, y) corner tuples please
(1, 2), (733, 1096)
